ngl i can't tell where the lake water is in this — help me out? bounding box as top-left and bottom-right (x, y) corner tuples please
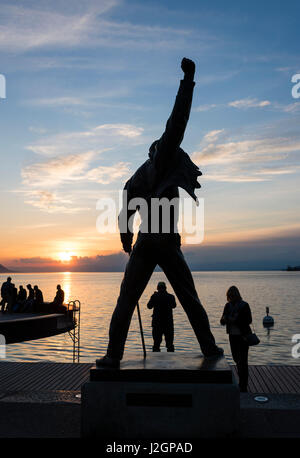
(2, 271), (300, 365)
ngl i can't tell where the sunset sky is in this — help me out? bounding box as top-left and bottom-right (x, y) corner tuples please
(0, 0), (300, 270)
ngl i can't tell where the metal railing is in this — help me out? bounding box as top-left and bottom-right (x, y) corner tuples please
(67, 300), (81, 363)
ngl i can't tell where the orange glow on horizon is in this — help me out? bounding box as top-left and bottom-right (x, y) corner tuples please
(57, 251), (76, 263)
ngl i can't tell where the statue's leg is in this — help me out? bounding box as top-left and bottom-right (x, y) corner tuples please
(106, 242), (156, 360)
(159, 244), (218, 356)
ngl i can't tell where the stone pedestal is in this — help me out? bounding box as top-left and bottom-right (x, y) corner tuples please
(81, 352), (240, 438)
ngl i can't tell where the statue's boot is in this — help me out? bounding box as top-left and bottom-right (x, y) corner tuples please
(96, 355), (120, 368)
(204, 346), (224, 360)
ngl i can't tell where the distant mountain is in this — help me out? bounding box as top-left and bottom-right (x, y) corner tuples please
(0, 264), (12, 273)
(286, 265), (300, 271)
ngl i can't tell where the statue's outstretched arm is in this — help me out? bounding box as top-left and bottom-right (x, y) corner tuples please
(151, 58), (196, 169)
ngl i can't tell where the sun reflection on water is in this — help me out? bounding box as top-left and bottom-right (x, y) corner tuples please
(61, 272), (71, 303)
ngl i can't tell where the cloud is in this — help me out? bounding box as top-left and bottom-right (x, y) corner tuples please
(23, 153), (129, 188)
(27, 123), (144, 157)
(195, 99), (271, 112)
(29, 126), (48, 134)
(276, 66), (300, 74)
(228, 98), (271, 109)
(280, 102), (300, 113)
(203, 166), (299, 183)
(203, 172), (266, 183)
(194, 104), (218, 112)
(0, 4), (99, 51)
(9, 226), (300, 271)
(203, 129), (225, 142)
(30, 87), (131, 109)
(86, 163), (130, 184)
(19, 122), (144, 212)
(196, 71), (239, 86)
(193, 130), (300, 182)
(23, 190), (88, 214)
(0, 2), (194, 53)
(11, 252), (128, 272)
(22, 151), (95, 187)
(194, 136), (300, 166)
(255, 167), (299, 176)
(182, 232), (300, 271)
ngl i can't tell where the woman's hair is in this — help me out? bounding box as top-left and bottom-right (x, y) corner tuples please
(226, 285), (242, 303)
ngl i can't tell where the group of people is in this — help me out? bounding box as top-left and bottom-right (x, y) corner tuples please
(0, 277), (66, 314)
(148, 282), (252, 392)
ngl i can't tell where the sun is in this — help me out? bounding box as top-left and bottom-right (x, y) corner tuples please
(58, 251), (74, 263)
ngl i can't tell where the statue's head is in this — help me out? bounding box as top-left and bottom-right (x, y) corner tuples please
(149, 140), (183, 162)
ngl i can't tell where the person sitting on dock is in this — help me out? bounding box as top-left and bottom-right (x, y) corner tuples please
(147, 282), (176, 352)
(33, 285), (44, 312)
(13, 285), (27, 312)
(49, 285), (66, 313)
(10, 284), (18, 313)
(54, 285), (64, 306)
(22, 284), (35, 312)
(1, 276), (13, 313)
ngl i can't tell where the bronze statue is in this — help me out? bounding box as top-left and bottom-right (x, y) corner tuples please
(97, 58), (223, 367)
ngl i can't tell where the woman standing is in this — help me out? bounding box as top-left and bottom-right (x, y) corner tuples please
(220, 286), (252, 392)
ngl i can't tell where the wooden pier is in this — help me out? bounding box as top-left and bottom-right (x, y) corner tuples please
(0, 361), (299, 394)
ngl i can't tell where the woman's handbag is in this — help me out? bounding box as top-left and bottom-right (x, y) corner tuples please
(243, 332), (260, 346)
(243, 324), (260, 346)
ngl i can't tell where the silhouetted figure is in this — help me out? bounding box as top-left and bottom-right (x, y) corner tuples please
(49, 285), (66, 313)
(147, 282), (176, 352)
(23, 284), (34, 312)
(1, 276), (13, 313)
(27, 284), (34, 301)
(97, 58), (223, 368)
(11, 284), (18, 313)
(33, 285), (44, 312)
(53, 285), (64, 306)
(14, 285), (27, 312)
(220, 286), (252, 392)
(18, 286), (27, 302)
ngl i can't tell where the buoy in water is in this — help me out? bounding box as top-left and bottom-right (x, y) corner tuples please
(263, 307), (274, 327)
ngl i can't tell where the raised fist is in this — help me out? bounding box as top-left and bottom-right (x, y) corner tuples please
(181, 57), (195, 76)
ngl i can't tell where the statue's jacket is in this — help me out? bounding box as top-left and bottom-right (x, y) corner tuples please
(119, 78), (202, 248)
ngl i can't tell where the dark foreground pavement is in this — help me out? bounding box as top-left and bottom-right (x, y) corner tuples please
(0, 391), (299, 438)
